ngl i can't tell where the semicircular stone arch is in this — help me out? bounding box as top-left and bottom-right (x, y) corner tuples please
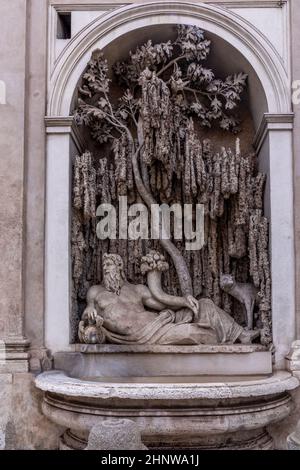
(48, 1), (291, 126)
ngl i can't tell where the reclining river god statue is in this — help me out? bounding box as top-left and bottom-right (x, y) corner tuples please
(78, 251), (260, 345)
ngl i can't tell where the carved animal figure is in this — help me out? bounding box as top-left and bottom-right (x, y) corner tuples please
(220, 274), (259, 330)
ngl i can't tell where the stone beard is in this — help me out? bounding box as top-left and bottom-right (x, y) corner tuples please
(103, 270), (122, 295)
(102, 253), (125, 295)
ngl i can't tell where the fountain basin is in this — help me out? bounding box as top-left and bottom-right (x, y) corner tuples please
(35, 366), (298, 450)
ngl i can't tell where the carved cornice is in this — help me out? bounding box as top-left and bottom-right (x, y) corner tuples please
(45, 116), (74, 129)
(51, 1), (287, 11)
(53, 3), (129, 12)
(0, 337), (30, 373)
(45, 116), (86, 152)
(210, 1), (287, 7)
(253, 113), (294, 153)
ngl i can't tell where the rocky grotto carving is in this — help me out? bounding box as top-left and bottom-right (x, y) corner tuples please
(72, 25), (272, 346)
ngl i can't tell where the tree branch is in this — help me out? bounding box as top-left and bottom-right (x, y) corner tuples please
(183, 87), (212, 100)
(157, 55), (185, 77)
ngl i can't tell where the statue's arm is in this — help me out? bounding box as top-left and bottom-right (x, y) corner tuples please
(147, 271), (198, 315)
(138, 285), (167, 311)
(82, 285), (102, 321)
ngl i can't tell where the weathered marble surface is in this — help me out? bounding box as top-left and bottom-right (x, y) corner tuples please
(0, 373), (62, 450)
(86, 420), (147, 450)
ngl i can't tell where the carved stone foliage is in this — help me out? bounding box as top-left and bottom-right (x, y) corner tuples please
(71, 25), (271, 345)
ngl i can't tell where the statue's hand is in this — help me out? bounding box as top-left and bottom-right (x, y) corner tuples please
(185, 295), (199, 317)
(83, 306), (98, 323)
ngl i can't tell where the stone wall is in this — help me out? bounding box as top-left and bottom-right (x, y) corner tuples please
(0, 0), (27, 346)
(268, 1), (300, 446)
(0, 373), (62, 450)
(0, 0), (60, 448)
(291, 0), (300, 339)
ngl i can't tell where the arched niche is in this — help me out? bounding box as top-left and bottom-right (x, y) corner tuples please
(45, 2), (295, 369)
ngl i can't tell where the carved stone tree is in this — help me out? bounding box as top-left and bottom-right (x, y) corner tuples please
(72, 26), (271, 345)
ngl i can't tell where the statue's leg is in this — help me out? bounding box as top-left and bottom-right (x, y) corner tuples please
(174, 308), (193, 324)
(156, 323), (218, 345)
(198, 299), (244, 344)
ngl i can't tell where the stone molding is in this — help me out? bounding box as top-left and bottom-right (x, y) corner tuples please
(51, 1), (287, 10)
(45, 116), (74, 129)
(0, 337), (30, 373)
(253, 113), (294, 152)
(45, 116), (86, 152)
(211, 1), (287, 7)
(74, 343), (268, 354)
(52, 2), (129, 12)
(36, 370), (298, 400)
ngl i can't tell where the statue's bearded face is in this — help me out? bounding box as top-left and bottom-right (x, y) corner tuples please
(103, 254), (125, 295)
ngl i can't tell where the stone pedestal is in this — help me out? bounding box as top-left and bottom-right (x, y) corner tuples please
(55, 344), (272, 378)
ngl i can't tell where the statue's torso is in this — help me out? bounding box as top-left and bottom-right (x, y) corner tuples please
(95, 283), (157, 335)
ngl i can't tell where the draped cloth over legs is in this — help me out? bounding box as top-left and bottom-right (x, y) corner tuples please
(103, 299), (243, 345)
